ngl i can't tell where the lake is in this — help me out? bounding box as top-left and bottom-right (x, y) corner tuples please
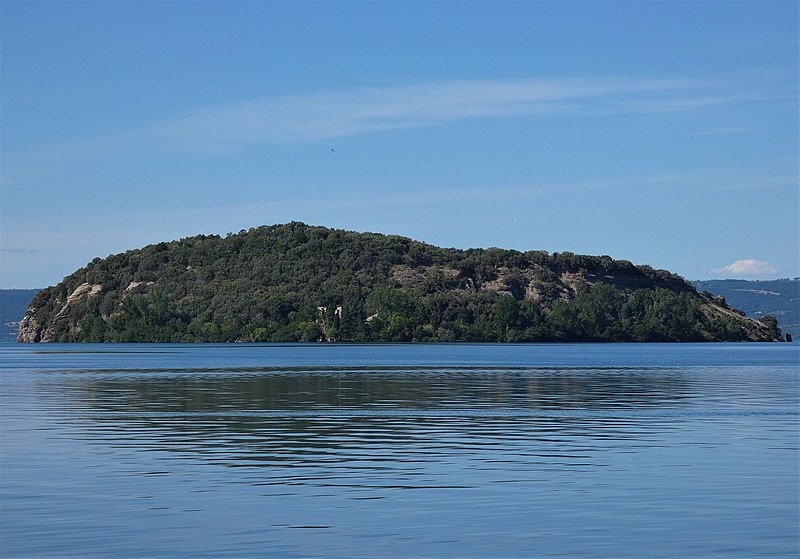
(1, 343), (798, 558)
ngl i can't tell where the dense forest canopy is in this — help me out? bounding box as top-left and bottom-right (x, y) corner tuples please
(18, 223), (783, 343)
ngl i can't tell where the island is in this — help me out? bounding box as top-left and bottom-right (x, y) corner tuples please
(18, 223), (784, 343)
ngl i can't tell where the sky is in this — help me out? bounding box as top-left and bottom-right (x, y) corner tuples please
(1, 1), (797, 288)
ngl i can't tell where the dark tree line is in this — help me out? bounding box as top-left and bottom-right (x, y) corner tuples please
(23, 222), (778, 343)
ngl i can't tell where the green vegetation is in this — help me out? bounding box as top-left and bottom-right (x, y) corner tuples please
(18, 223), (783, 343)
(692, 279), (799, 337)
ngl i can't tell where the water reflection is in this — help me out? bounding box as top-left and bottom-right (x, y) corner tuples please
(25, 366), (693, 490)
(51, 365), (691, 411)
(3, 346), (797, 558)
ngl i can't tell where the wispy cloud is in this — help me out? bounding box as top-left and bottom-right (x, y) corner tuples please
(712, 259), (779, 277)
(695, 125), (757, 136)
(21, 75), (785, 159)
(150, 76), (750, 152)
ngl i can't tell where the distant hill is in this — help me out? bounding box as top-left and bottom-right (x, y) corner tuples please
(692, 278), (799, 337)
(0, 289), (41, 341)
(16, 223), (784, 343)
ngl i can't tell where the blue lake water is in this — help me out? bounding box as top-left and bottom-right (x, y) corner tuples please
(1, 343), (798, 558)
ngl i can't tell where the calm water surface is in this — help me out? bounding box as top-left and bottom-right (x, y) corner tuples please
(1, 343), (798, 558)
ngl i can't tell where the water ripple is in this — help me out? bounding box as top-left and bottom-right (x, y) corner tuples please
(1, 343), (797, 558)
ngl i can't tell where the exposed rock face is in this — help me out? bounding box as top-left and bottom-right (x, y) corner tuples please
(17, 283), (102, 343)
(696, 293), (784, 342)
(125, 281), (154, 292)
(16, 313), (44, 343)
(15, 223), (785, 343)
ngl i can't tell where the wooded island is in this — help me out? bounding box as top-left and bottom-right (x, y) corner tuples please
(18, 223), (783, 343)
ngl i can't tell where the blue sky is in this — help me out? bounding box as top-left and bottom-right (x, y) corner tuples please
(1, 1), (797, 288)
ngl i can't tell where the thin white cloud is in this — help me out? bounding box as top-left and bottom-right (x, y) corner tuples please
(149, 76), (757, 152)
(712, 259), (779, 277)
(18, 74), (785, 159)
(695, 125), (757, 136)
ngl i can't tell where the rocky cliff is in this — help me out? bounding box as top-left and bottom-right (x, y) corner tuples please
(18, 223), (784, 343)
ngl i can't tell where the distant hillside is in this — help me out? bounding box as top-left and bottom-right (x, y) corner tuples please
(0, 289), (41, 341)
(692, 279), (799, 337)
(17, 223), (783, 343)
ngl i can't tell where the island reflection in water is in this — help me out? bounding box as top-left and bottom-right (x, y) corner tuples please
(51, 366), (692, 470)
(2, 344), (797, 558)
